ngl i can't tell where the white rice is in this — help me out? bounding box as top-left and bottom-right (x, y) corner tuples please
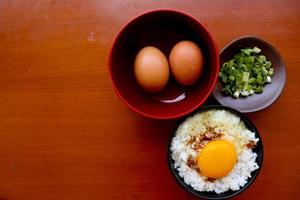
(171, 109), (259, 194)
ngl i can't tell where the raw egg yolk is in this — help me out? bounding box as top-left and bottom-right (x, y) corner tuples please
(197, 140), (237, 179)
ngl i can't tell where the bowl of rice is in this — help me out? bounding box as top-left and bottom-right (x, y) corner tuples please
(168, 105), (263, 199)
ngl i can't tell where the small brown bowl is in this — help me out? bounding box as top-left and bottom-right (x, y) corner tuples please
(212, 36), (286, 113)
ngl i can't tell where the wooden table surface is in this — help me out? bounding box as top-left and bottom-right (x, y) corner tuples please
(0, 1), (299, 199)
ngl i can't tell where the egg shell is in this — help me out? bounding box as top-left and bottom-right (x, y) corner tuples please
(169, 40), (204, 86)
(134, 46), (170, 92)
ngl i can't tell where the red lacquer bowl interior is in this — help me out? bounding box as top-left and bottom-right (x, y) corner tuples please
(108, 9), (219, 119)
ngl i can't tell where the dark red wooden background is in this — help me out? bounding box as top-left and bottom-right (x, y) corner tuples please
(0, 1), (299, 199)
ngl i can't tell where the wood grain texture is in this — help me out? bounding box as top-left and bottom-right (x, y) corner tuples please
(0, 0), (299, 199)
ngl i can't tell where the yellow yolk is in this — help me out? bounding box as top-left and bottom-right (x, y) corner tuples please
(197, 140), (237, 179)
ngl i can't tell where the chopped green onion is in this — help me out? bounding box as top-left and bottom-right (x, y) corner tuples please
(219, 47), (274, 98)
(268, 68), (274, 76)
(242, 72), (250, 82)
(253, 47), (261, 53)
(255, 86), (263, 93)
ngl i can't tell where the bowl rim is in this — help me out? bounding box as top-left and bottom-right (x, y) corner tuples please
(167, 105), (264, 199)
(107, 9), (220, 120)
(213, 35), (287, 113)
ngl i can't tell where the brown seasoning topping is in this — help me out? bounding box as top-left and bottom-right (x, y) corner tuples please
(206, 177), (216, 182)
(246, 141), (256, 149)
(187, 126), (223, 151)
(187, 155), (201, 174)
(186, 155), (197, 168)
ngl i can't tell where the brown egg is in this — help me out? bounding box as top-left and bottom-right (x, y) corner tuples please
(169, 40), (204, 86)
(134, 46), (169, 92)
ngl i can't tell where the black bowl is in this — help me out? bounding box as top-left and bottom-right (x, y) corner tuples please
(168, 105), (263, 199)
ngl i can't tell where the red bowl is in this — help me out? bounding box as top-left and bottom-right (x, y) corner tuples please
(108, 9), (219, 119)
